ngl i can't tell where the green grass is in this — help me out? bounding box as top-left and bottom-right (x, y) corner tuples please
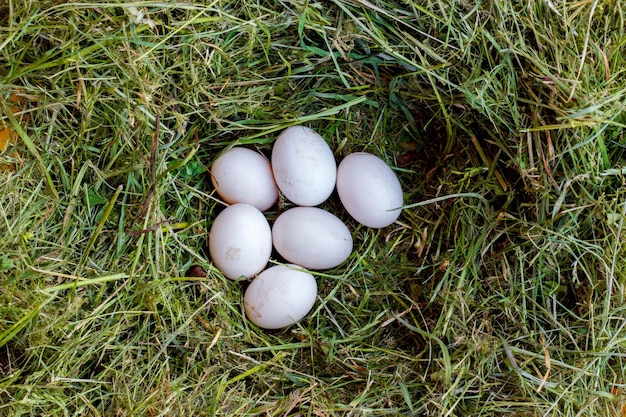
(1, 0), (626, 415)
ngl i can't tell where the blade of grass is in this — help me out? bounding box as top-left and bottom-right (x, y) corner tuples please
(0, 299), (51, 349)
(76, 184), (123, 273)
(1, 103), (59, 199)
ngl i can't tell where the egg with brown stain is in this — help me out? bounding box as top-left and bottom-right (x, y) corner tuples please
(208, 203), (272, 280)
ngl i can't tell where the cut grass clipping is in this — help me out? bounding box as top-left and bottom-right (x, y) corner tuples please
(1, 1), (626, 416)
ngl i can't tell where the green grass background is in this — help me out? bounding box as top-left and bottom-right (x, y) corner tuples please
(1, 0), (626, 415)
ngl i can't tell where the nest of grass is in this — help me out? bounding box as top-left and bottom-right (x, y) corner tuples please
(1, 1), (626, 416)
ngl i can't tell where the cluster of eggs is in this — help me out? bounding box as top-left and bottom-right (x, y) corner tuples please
(208, 126), (403, 329)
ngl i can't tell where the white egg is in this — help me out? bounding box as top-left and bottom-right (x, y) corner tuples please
(272, 207), (352, 270)
(208, 203), (272, 280)
(336, 152), (403, 228)
(271, 126), (337, 206)
(210, 147), (278, 211)
(243, 264), (317, 329)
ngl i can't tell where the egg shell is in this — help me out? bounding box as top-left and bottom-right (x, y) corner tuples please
(272, 207), (353, 270)
(336, 152), (403, 228)
(210, 147), (279, 211)
(208, 203), (272, 280)
(243, 264), (317, 329)
(271, 126), (337, 206)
